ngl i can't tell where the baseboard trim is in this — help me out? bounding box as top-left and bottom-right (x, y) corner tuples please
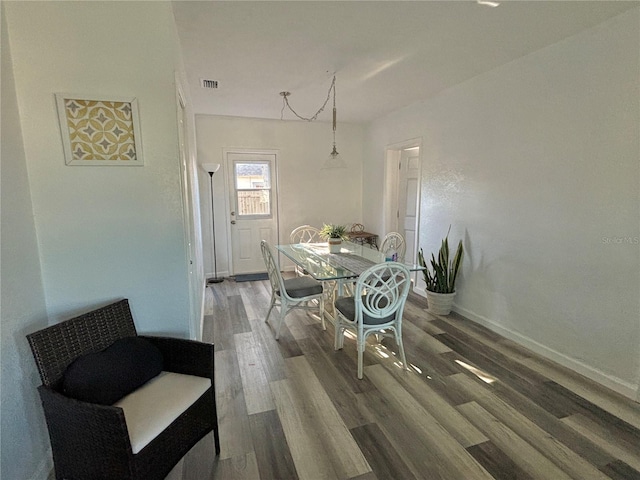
(452, 304), (638, 400)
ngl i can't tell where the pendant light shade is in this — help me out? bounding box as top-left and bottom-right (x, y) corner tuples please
(323, 148), (347, 169)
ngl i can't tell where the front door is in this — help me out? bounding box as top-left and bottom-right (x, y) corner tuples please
(226, 152), (278, 275)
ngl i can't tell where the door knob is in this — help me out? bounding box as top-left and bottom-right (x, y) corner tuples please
(230, 220), (236, 225)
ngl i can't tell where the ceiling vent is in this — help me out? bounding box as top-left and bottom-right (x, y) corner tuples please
(201, 79), (218, 89)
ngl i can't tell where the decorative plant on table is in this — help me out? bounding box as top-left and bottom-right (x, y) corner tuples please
(320, 224), (348, 253)
(418, 227), (464, 315)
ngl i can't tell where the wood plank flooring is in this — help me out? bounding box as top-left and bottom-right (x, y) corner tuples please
(167, 278), (640, 480)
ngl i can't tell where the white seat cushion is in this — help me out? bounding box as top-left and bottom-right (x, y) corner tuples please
(114, 371), (211, 454)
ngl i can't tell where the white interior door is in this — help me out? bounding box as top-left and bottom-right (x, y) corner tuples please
(398, 147), (420, 265)
(226, 152), (278, 275)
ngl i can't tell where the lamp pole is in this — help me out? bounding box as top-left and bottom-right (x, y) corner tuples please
(203, 164), (223, 284)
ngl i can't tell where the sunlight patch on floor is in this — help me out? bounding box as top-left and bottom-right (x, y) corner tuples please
(374, 345), (390, 359)
(344, 330), (356, 340)
(454, 359), (497, 384)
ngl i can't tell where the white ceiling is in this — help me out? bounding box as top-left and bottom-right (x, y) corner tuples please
(172, 1), (637, 123)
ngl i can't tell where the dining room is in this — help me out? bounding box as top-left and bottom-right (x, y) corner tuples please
(183, 1), (639, 476)
(194, 0), (639, 390)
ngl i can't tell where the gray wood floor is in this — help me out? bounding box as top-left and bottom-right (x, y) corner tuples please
(167, 278), (640, 480)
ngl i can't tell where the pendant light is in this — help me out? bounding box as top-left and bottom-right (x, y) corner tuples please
(323, 80), (346, 169)
(280, 75), (346, 169)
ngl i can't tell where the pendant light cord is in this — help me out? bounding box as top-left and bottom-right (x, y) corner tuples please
(332, 78), (337, 145)
(280, 76), (336, 122)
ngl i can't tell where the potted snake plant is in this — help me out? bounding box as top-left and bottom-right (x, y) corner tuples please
(418, 228), (464, 315)
(319, 224), (348, 253)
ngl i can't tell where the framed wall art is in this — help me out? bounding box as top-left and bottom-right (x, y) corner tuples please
(55, 94), (144, 166)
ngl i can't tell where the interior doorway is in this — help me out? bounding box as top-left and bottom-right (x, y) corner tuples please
(384, 140), (422, 291)
(398, 147), (420, 265)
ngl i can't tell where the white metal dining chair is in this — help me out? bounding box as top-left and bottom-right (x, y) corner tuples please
(334, 262), (411, 379)
(289, 224), (339, 306)
(289, 225), (321, 244)
(261, 240), (325, 339)
(380, 232), (406, 262)
(289, 225), (321, 277)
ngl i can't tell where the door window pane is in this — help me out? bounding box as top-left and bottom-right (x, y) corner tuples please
(235, 162), (271, 217)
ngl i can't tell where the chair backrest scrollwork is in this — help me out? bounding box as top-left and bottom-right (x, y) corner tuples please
(355, 262), (411, 324)
(380, 232), (407, 261)
(290, 225), (321, 244)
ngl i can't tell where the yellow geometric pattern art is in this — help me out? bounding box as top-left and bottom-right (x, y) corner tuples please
(64, 99), (137, 161)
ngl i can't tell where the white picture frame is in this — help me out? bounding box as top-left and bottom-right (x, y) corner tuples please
(55, 93), (144, 166)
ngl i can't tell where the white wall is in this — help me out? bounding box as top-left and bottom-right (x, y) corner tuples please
(364, 8), (640, 398)
(1, 5), (52, 478)
(5, 1), (191, 335)
(195, 115), (364, 277)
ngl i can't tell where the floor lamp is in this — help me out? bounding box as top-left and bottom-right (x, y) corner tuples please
(202, 163), (223, 284)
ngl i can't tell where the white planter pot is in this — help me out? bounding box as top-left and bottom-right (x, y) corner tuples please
(328, 238), (342, 253)
(426, 290), (456, 315)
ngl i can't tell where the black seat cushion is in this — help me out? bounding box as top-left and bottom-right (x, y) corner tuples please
(278, 276), (323, 298)
(335, 296), (396, 325)
(62, 336), (163, 405)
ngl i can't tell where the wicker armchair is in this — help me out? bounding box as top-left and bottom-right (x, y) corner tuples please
(27, 299), (220, 480)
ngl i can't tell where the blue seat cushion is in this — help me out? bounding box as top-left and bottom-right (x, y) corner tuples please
(279, 276), (323, 298)
(335, 296), (396, 325)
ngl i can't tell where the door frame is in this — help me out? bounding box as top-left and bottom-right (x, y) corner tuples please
(175, 73), (205, 339)
(383, 137), (423, 292)
(222, 148), (280, 276)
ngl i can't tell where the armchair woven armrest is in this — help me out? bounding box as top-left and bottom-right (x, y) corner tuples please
(38, 385), (135, 479)
(139, 336), (213, 380)
(139, 335), (220, 454)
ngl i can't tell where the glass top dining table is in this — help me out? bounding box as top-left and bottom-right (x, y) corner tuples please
(276, 241), (424, 282)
